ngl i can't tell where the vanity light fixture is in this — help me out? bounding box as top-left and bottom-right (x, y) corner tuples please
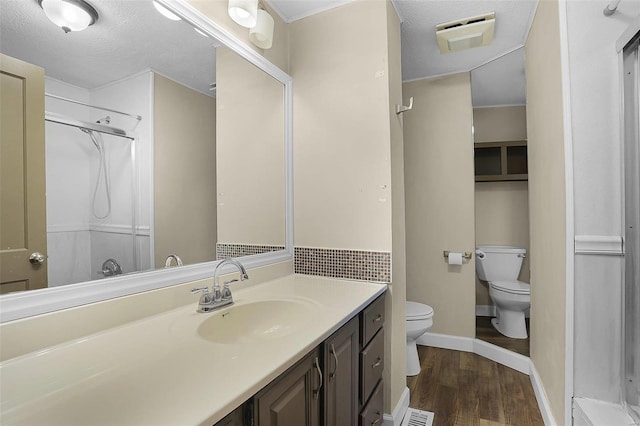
(228, 0), (258, 28)
(152, 1), (181, 21)
(37, 0), (98, 33)
(249, 8), (274, 49)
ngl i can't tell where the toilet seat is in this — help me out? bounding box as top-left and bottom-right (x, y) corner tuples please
(489, 280), (530, 295)
(406, 301), (434, 320)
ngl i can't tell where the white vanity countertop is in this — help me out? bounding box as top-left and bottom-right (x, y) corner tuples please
(0, 275), (386, 425)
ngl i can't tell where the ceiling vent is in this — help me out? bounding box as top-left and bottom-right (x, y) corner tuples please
(436, 12), (495, 54)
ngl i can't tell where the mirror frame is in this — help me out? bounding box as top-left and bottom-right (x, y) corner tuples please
(0, 0), (294, 323)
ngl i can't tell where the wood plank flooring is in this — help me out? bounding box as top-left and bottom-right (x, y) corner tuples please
(406, 346), (544, 426)
(475, 316), (530, 357)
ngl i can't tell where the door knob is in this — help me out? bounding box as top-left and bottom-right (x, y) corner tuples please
(29, 252), (45, 264)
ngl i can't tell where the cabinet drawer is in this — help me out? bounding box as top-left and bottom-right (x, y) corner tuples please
(359, 380), (383, 426)
(360, 328), (384, 406)
(361, 295), (385, 347)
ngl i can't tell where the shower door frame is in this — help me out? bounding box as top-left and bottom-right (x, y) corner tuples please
(622, 29), (640, 423)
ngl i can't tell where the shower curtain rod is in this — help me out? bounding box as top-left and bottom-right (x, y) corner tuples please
(45, 93), (143, 121)
(45, 111), (135, 140)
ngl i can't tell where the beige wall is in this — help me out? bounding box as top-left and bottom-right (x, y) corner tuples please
(403, 73), (476, 338)
(473, 106), (530, 306)
(385, 0), (408, 410)
(186, 0), (289, 73)
(474, 106), (527, 143)
(290, 0), (404, 414)
(154, 74), (216, 266)
(525, 0), (567, 422)
(290, 1), (392, 252)
(215, 47), (285, 246)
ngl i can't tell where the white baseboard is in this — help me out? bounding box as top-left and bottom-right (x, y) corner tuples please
(416, 333), (556, 425)
(476, 305), (496, 317)
(384, 386), (410, 426)
(530, 362), (558, 426)
(473, 338), (530, 374)
(417, 332), (474, 352)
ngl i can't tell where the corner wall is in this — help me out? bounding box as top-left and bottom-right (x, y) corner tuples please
(290, 0), (405, 415)
(154, 74), (216, 266)
(525, 0), (567, 422)
(403, 73), (476, 338)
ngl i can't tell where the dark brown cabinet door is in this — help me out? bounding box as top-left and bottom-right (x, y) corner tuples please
(255, 349), (321, 426)
(324, 316), (359, 426)
(214, 405), (244, 426)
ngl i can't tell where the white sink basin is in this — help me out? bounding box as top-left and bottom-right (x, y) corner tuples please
(197, 299), (315, 344)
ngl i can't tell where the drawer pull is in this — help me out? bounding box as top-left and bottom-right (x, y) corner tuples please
(313, 357), (323, 400)
(371, 411), (382, 425)
(329, 343), (338, 381)
(372, 356), (382, 369)
(373, 314), (383, 323)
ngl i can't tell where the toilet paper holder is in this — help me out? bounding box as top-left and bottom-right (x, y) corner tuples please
(443, 251), (473, 262)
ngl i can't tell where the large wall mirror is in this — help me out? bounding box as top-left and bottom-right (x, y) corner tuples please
(0, 0), (292, 321)
(471, 47), (530, 356)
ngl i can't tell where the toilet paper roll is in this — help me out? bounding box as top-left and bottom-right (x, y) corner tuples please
(448, 252), (463, 265)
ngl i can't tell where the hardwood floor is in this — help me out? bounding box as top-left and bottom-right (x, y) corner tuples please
(475, 316), (530, 357)
(406, 346), (544, 426)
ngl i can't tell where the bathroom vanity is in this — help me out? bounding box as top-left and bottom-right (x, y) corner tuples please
(223, 292), (386, 426)
(0, 275), (386, 425)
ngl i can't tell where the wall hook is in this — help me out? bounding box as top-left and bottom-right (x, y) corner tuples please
(396, 96), (413, 115)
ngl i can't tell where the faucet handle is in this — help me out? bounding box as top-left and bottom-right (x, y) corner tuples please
(191, 286), (213, 304)
(221, 279), (237, 301)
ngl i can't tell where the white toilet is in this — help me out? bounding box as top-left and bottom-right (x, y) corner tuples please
(406, 301), (434, 376)
(475, 245), (530, 339)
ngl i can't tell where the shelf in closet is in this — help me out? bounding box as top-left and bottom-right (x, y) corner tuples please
(474, 140), (528, 182)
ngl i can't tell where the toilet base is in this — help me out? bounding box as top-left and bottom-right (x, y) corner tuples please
(406, 340), (421, 376)
(491, 311), (527, 339)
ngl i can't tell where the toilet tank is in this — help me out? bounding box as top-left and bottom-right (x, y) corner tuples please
(475, 245), (526, 281)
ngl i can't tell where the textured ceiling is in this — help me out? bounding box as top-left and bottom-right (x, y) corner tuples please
(267, 0), (536, 106)
(0, 0), (217, 95)
(0, 0), (534, 107)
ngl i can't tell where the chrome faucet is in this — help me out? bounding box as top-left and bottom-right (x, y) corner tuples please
(191, 258), (249, 313)
(164, 254), (183, 268)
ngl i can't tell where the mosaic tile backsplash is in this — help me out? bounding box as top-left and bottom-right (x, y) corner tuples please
(216, 243), (285, 259)
(294, 246), (391, 283)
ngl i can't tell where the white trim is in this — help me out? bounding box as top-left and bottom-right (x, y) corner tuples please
(47, 224), (90, 233)
(616, 13), (640, 53)
(531, 361), (558, 426)
(47, 223), (151, 236)
(383, 386), (410, 426)
(476, 304), (496, 317)
(417, 332), (474, 352)
(473, 338), (530, 374)
(575, 235), (624, 255)
(416, 334), (557, 424)
(557, 1), (576, 425)
(0, 252), (292, 322)
(0, 0), (294, 323)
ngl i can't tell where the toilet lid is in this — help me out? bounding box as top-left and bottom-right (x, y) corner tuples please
(406, 301), (434, 320)
(490, 280), (530, 295)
